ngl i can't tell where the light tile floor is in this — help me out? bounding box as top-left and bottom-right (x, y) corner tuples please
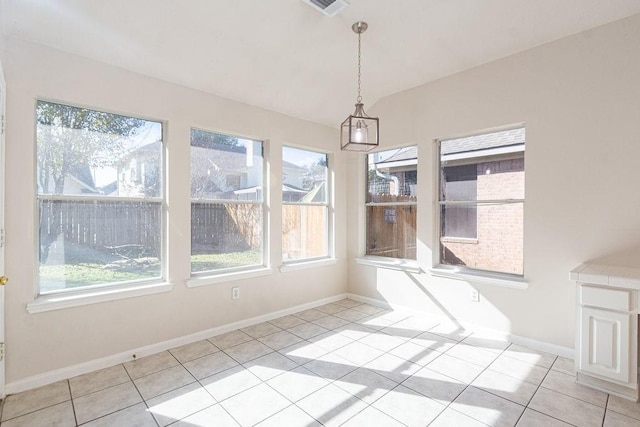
(2, 299), (640, 426)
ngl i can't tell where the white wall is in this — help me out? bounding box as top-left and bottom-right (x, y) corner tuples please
(5, 11), (640, 389)
(347, 13), (640, 349)
(3, 38), (346, 384)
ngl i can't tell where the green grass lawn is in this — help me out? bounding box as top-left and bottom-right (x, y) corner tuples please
(191, 250), (261, 272)
(40, 250), (261, 291)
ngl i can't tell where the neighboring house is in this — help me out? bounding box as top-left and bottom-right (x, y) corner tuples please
(370, 146), (417, 199)
(38, 163), (99, 195)
(118, 140), (162, 198)
(119, 140), (313, 201)
(440, 127), (525, 274)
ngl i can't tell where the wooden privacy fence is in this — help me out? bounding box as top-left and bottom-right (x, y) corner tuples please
(39, 199), (265, 258)
(282, 204), (327, 259)
(191, 202), (262, 252)
(366, 194), (417, 259)
(40, 199), (162, 257)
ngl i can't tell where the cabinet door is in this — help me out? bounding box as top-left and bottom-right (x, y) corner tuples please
(579, 306), (631, 384)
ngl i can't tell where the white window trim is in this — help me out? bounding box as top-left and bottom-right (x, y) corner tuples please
(281, 145), (332, 264)
(363, 146), (418, 262)
(34, 101), (167, 305)
(433, 126), (526, 287)
(186, 267), (273, 287)
(27, 280), (173, 313)
(188, 130), (270, 278)
(356, 255), (421, 273)
(280, 257), (337, 272)
(429, 265), (528, 289)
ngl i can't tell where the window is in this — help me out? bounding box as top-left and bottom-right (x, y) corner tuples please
(438, 127), (525, 275)
(366, 147), (417, 260)
(442, 164), (477, 239)
(190, 129), (264, 274)
(282, 146), (329, 262)
(36, 101), (163, 294)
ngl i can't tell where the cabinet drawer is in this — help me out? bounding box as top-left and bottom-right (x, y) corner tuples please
(580, 285), (632, 311)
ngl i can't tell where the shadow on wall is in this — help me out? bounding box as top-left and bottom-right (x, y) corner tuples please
(586, 243), (640, 268)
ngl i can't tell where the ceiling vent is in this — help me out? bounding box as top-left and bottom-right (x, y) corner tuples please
(301, 0), (349, 16)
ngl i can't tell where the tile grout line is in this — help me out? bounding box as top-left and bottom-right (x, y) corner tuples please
(424, 332), (509, 426)
(122, 359), (160, 427)
(64, 379), (79, 427)
(518, 356), (575, 426)
(601, 394), (609, 427)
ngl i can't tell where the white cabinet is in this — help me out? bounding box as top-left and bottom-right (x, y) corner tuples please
(579, 305), (632, 383)
(572, 264), (640, 401)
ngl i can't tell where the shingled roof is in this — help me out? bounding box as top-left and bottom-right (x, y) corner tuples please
(441, 127), (525, 155)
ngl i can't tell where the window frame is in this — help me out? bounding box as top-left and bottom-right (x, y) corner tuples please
(362, 145), (418, 263)
(281, 145), (332, 266)
(433, 125), (526, 283)
(31, 99), (169, 308)
(187, 127), (270, 282)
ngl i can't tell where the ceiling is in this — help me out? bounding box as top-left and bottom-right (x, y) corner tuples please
(2, 0), (640, 128)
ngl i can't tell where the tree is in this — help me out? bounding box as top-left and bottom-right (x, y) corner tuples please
(37, 101), (147, 262)
(189, 129), (251, 199)
(190, 129), (240, 151)
(302, 157), (328, 191)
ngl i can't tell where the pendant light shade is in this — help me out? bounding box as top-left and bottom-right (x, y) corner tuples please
(340, 21), (379, 151)
(340, 103), (379, 151)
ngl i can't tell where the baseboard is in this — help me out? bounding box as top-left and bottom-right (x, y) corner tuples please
(347, 293), (575, 359)
(5, 293), (348, 395)
(6, 291), (575, 395)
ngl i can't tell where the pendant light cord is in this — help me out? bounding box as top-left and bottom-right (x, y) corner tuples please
(357, 29), (362, 104)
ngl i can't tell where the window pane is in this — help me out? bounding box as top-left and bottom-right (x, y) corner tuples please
(442, 164), (477, 202)
(282, 147), (327, 203)
(190, 129), (263, 201)
(191, 202), (263, 272)
(367, 147), (417, 203)
(440, 202), (524, 275)
(440, 128), (525, 202)
(39, 200), (161, 293)
(366, 205), (416, 259)
(282, 205), (328, 260)
(439, 127), (525, 275)
(190, 129), (265, 273)
(36, 101), (163, 293)
(36, 101), (162, 198)
(281, 146), (329, 262)
(442, 205), (477, 238)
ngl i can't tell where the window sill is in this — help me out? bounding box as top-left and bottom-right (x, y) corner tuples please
(27, 281), (173, 314)
(280, 258), (337, 272)
(429, 265), (528, 289)
(441, 237), (479, 244)
(355, 256), (421, 273)
(187, 267), (273, 288)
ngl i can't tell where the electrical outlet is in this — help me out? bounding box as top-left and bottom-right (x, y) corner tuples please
(470, 288), (480, 302)
(232, 287), (240, 300)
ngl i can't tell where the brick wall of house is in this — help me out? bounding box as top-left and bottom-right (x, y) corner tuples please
(441, 157), (524, 275)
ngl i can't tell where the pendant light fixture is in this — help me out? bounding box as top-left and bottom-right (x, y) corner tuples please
(341, 21), (379, 151)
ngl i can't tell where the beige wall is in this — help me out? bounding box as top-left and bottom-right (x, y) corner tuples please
(4, 12), (640, 388)
(3, 38), (346, 384)
(347, 13), (640, 349)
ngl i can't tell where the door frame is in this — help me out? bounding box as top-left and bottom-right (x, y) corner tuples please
(0, 58), (7, 398)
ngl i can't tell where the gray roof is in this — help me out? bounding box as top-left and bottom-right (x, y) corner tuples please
(377, 146), (417, 164)
(441, 127), (525, 155)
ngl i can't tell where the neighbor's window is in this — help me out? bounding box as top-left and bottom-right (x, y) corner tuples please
(190, 129), (264, 274)
(36, 101), (163, 294)
(438, 127), (525, 275)
(366, 147), (417, 260)
(282, 146), (329, 261)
